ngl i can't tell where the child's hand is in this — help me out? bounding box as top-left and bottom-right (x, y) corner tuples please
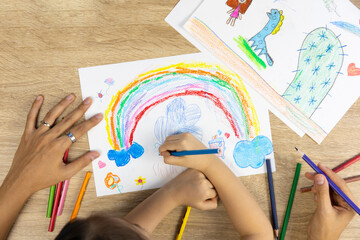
(163, 169), (218, 210)
(159, 133), (220, 173)
(305, 163), (357, 240)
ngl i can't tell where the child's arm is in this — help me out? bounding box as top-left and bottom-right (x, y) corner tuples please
(0, 95), (102, 240)
(305, 163), (357, 240)
(159, 133), (273, 240)
(124, 168), (218, 234)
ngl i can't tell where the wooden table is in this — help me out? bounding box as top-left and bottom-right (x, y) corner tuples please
(0, 1), (359, 239)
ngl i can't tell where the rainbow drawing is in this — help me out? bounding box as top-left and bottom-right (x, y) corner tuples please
(105, 62), (261, 167)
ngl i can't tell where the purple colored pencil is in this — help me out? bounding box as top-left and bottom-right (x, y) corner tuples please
(296, 148), (360, 216)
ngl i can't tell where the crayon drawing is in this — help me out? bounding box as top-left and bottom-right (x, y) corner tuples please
(323, 0), (339, 16)
(226, 0), (253, 26)
(184, 0), (360, 143)
(104, 172), (123, 193)
(79, 53), (275, 196)
(154, 98), (202, 147)
(348, 63), (360, 76)
(283, 27), (344, 117)
(331, 21), (360, 38)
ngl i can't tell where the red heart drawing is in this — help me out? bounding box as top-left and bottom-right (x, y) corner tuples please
(224, 133), (230, 139)
(348, 63), (360, 76)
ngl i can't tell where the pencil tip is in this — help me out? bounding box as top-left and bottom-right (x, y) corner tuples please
(295, 147), (298, 151)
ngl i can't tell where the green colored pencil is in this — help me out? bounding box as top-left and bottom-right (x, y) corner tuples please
(280, 163), (302, 240)
(46, 185), (56, 218)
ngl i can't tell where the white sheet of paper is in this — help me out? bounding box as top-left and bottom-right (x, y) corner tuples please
(184, 0), (360, 143)
(79, 53), (275, 197)
(165, 0), (305, 137)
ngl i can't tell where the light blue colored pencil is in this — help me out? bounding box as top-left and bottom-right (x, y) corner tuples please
(170, 149), (219, 156)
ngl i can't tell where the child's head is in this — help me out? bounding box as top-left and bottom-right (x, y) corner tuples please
(56, 214), (149, 240)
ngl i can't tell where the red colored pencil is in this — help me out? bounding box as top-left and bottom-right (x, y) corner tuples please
(301, 153), (360, 193)
(48, 181), (63, 232)
(332, 153), (360, 173)
(301, 175), (360, 193)
(48, 149), (69, 231)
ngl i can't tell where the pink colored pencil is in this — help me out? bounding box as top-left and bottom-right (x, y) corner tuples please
(57, 149), (70, 216)
(57, 179), (70, 216)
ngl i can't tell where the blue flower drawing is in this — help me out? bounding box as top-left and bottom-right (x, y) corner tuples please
(154, 98), (202, 145)
(233, 135), (273, 169)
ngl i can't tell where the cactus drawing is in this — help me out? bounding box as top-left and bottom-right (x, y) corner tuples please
(283, 27), (344, 117)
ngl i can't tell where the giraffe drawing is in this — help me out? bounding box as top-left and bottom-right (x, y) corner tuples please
(248, 9), (284, 66)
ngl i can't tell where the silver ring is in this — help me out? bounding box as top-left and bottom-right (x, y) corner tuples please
(40, 120), (51, 128)
(66, 132), (76, 143)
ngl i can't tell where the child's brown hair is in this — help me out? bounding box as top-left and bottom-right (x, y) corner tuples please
(56, 214), (149, 240)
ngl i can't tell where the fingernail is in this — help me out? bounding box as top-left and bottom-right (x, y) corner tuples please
(316, 175), (324, 185)
(318, 162), (326, 169)
(36, 95), (42, 101)
(90, 152), (100, 160)
(95, 113), (103, 120)
(84, 97), (91, 105)
(314, 195), (318, 201)
(66, 94), (74, 101)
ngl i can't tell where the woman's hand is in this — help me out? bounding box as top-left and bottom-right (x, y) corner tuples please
(2, 94), (102, 197)
(305, 163), (357, 240)
(159, 133), (219, 174)
(163, 169), (218, 210)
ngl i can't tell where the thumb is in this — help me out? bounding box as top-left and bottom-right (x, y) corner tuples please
(314, 174), (332, 212)
(199, 197), (218, 210)
(64, 151), (99, 178)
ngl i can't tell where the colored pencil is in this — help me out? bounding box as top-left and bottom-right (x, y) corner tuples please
(301, 175), (360, 193)
(176, 206), (192, 240)
(279, 163), (302, 240)
(266, 159), (279, 239)
(46, 185), (56, 218)
(57, 149), (70, 216)
(333, 153), (360, 173)
(70, 171), (92, 221)
(301, 153), (360, 193)
(296, 148), (360, 216)
(46, 149), (69, 218)
(48, 181), (63, 232)
(170, 148), (219, 156)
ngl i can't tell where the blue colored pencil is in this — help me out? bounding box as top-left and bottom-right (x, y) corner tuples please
(295, 147), (360, 216)
(266, 159), (279, 239)
(170, 149), (219, 156)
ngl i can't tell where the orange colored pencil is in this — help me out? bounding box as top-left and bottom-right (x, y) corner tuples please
(70, 172), (92, 221)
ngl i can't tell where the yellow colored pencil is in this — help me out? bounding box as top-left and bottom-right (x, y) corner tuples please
(176, 206), (192, 240)
(70, 171), (92, 221)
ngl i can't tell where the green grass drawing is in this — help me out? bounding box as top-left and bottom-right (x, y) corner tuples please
(234, 35), (266, 70)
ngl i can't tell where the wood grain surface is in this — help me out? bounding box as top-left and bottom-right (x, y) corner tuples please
(0, 1), (359, 239)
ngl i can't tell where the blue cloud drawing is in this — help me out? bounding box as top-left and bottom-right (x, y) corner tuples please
(108, 142), (144, 167)
(233, 135), (273, 169)
(154, 98), (202, 144)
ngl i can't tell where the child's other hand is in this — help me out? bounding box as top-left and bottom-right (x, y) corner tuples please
(159, 133), (219, 173)
(305, 163), (357, 240)
(163, 169), (218, 210)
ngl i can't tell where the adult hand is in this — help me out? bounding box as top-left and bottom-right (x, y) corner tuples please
(163, 169), (218, 210)
(2, 94), (102, 197)
(305, 163), (357, 240)
(159, 133), (219, 173)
